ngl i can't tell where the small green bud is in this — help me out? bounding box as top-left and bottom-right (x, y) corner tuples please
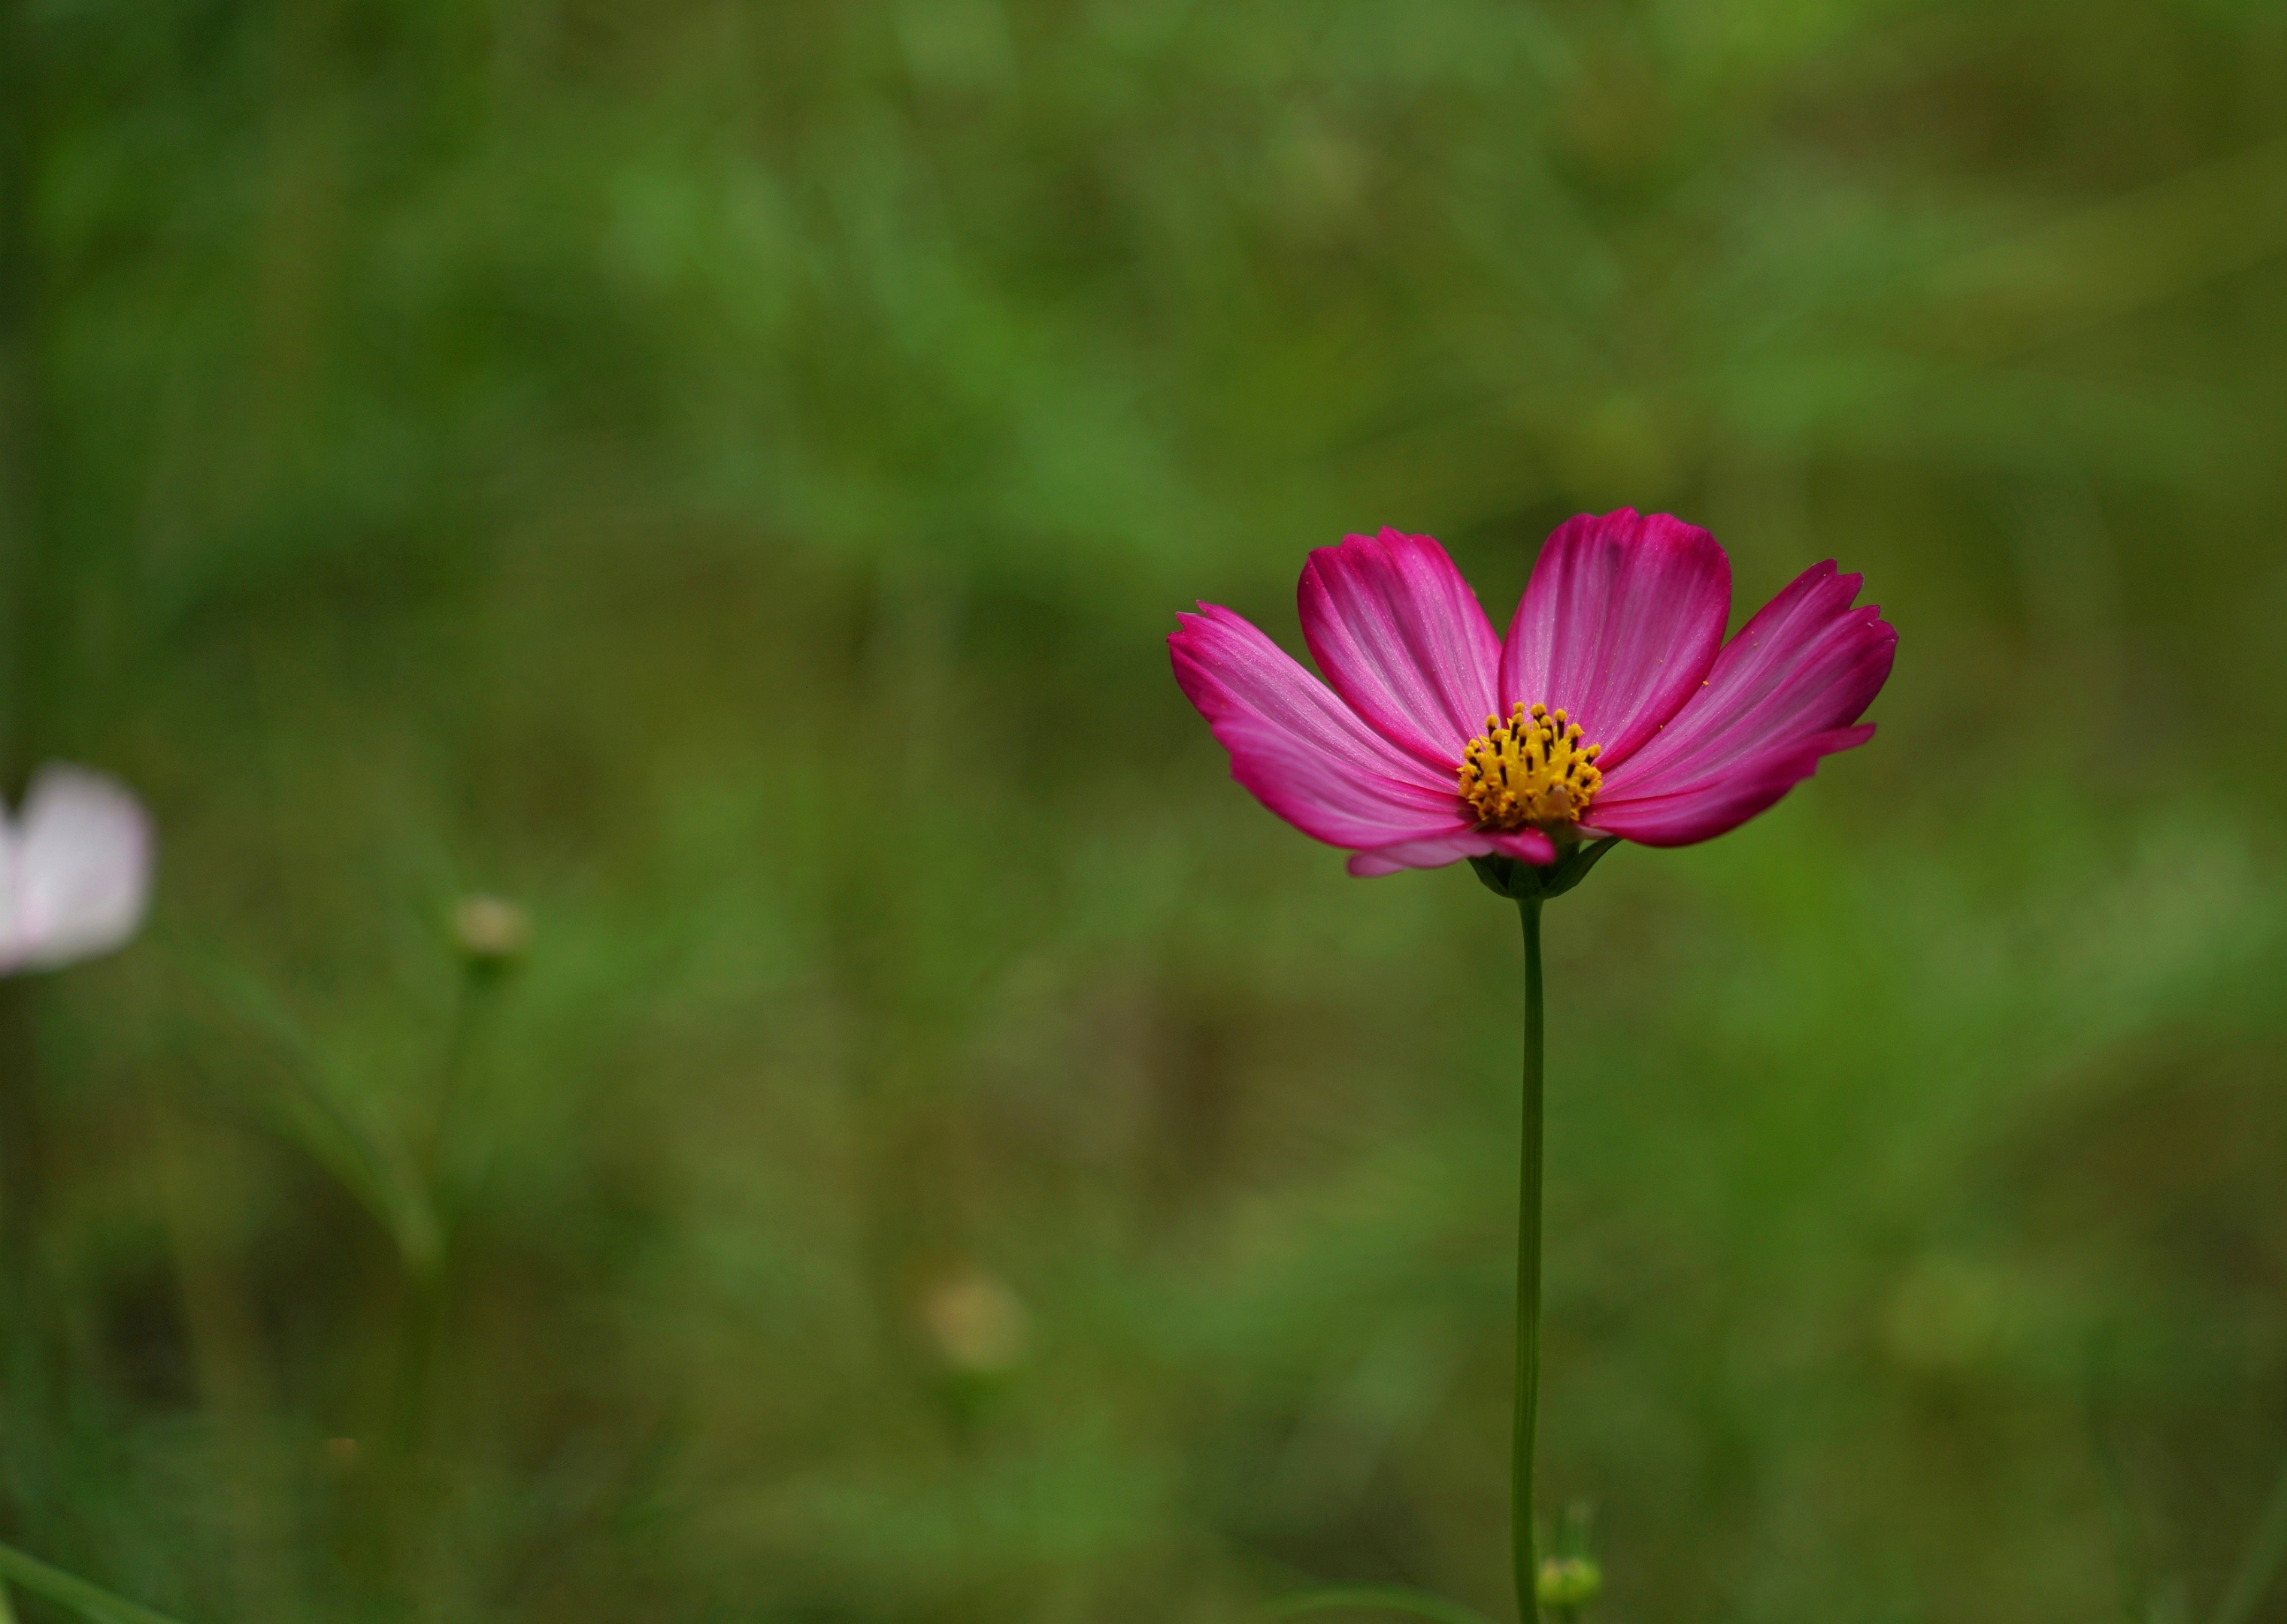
(1537, 1555), (1603, 1612)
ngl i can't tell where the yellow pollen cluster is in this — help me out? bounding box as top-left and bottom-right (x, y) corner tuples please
(1459, 702), (1604, 830)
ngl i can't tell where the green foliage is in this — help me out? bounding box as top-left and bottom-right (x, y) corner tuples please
(3, 0), (2286, 1619)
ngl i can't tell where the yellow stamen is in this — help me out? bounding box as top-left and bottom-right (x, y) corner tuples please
(1458, 702), (1604, 830)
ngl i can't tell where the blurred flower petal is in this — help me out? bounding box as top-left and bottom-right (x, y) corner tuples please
(0, 765), (154, 974)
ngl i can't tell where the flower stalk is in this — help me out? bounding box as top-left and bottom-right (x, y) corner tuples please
(1471, 841), (1610, 1622)
(1513, 895), (1546, 1623)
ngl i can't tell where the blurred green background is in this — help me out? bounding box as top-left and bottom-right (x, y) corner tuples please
(4, 0), (2287, 1619)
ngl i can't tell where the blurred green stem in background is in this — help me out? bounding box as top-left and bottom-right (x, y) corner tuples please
(1271, 1585), (1502, 1624)
(0, 1539), (185, 1624)
(2212, 1450), (2287, 1624)
(1513, 898), (1546, 1624)
(387, 973), (477, 1456)
(2088, 1331), (2153, 1624)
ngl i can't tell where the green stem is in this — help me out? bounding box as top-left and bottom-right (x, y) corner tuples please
(1513, 898), (1545, 1624)
(0, 1539), (188, 1624)
(2084, 1335), (2148, 1624)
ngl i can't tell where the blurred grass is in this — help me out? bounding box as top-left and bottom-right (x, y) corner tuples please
(3, 0), (2287, 1619)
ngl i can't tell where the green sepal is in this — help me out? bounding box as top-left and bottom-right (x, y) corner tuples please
(1468, 836), (1622, 904)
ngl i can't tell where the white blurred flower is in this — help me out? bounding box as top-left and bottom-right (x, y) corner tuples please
(0, 764), (153, 975)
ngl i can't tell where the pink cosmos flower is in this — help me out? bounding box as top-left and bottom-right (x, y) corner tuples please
(1170, 510), (1895, 877)
(0, 764), (154, 974)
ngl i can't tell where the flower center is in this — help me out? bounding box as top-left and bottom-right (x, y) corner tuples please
(1459, 702), (1604, 830)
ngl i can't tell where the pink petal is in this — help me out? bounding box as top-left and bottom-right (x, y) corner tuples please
(1171, 605), (1475, 853)
(1343, 825), (1555, 880)
(1589, 726), (1874, 847)
(1489, 828), (1559, 866)
(1590, 559), (1897, 847)
(0, 764), (153, 974)
(1214, 718), (1479, 850)
(1498, 511), (1731, 767)
(1299, 529), (1503, 768)
(1346, 851), (1420, 878)
(1600, 561), (1895, 793)
(1346, 834), (1495, 878)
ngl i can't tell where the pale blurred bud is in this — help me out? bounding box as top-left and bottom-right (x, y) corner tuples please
(916, 1265), (1030, 1375)
(1537, 1555), (1603, 1612)
(453, 894), (530, 963)
(0, 764), (153, 976)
